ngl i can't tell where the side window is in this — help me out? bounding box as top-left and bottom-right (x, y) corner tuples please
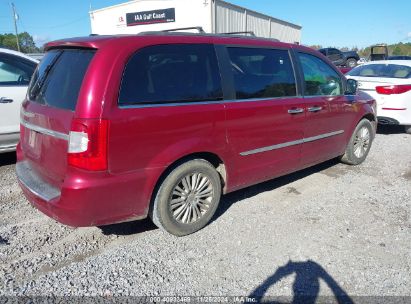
(0, 54), (36, 86)
(119, 44), (223, 105)
(298, 53), (343, 96)
(226, 47), (296, 100)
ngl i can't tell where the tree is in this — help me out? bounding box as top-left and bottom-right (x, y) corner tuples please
(18, 32), (39, 53)
(392, 46), (402, 55)
(0, 32), (40, 53)
(0, 33), (18, 50)
(309, 45), (322, 50)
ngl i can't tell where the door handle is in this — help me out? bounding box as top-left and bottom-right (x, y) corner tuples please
(308, 106), (323, 112)
(288, 108), (305, 114)
(0, 97), (14, 103)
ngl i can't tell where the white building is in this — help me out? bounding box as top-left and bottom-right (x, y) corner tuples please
(89, 0), (302, 44)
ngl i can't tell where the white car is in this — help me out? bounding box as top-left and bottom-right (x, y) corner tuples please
(0, 48), (38, 153)
(346, 60), (411, 134)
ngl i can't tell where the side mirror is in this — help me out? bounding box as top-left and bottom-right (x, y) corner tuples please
(345, 79), (358, 95)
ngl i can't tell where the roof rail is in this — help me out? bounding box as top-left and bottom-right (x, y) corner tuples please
(221, 31), (256, 37)
(137, 30), (281, 43)
(162, 27), (205, 33)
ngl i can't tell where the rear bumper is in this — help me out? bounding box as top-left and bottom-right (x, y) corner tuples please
(16, 161), (61, 201)
(0, 132), (19, 153)
(377, 107), (410, 125)
(16, 160), (163, 227)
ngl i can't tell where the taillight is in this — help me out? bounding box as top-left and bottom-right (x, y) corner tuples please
(68, 119), (109, 171)
(375, 84), (411, 95)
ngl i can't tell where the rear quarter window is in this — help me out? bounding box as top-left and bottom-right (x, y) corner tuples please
(119, 44), (223, 105)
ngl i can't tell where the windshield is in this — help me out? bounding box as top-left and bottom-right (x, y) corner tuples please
(28, 49), (95, 111)
(347, 64), (411, 79)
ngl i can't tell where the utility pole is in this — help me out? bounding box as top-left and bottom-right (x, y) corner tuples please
(11, 3), (20, 52)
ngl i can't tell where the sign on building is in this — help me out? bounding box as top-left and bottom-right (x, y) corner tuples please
(126, 8), (176, 27)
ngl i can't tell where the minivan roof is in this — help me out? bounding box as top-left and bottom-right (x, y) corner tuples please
(44, 33), (309, 53)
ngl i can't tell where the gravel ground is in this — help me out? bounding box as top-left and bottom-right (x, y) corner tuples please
(0, 126), (410, 301)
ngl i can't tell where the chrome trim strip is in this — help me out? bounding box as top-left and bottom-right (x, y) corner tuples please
(119, 100), (223, 109)
(303, 130), (344, 143)
(241, 139), (304, 156)
(16, 161), (61, 202)
(119, 96), (301, 109)
(20, 108), (35, 118)
(240, 130), (345, 156)
(20, 119), (69, 141)
(303, 94), (344, 98)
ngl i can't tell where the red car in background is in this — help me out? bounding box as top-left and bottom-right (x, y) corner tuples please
(339, 67), (353, 74)
(16, 33), (377, 236)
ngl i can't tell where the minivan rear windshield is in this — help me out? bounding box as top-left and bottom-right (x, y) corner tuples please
(28, 49), (95, 111)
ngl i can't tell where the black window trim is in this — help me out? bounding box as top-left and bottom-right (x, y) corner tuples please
(118, 43), (303, 109)
(0, 53), (37, 87)
(295, 50), (347, 98)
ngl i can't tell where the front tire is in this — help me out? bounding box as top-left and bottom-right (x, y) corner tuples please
(405, 125), (411, 134)
(340, 119), (374, 165)
(150, 159), (222, 236)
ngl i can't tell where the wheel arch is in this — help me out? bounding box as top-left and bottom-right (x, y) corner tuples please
(362, 113), (376, 122)
(148, 151), (228, 217)
(361, 112), (377, 134)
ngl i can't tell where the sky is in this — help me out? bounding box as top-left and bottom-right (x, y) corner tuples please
(0, 0), (410, 48)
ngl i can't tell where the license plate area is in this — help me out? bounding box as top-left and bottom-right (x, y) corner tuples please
(28, 130), (37, 148)
(24, 129), (41, 158)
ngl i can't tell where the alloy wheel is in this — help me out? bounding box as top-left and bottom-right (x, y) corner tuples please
(170, 173), (214, 224)
(353, 126), (370, 158)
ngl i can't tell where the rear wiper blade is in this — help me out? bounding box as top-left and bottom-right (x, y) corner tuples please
(30, 64), (53, 97)
(30, 52), (62, 99)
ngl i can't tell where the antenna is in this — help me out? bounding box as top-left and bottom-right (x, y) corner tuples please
(11, 3), (20, 52)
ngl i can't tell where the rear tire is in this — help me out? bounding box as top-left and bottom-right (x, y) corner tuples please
(340, 119), (374, 165)
(346, 58), (357, 68)
(405, 125), (411, 134)
(150, 159), (221, 236)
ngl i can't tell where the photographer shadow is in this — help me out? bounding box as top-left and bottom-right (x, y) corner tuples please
(249, 260), (354, 304)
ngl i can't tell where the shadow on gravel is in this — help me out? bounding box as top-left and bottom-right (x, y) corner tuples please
(249, 260), (354, 304)
(215, 158), (339, 219)
(0, 152), (16, 167)
(99, 218), (157, 236)
(377, 125), (406, 135)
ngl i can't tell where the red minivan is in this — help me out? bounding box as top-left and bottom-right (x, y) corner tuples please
(16, 33), (377, 236)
